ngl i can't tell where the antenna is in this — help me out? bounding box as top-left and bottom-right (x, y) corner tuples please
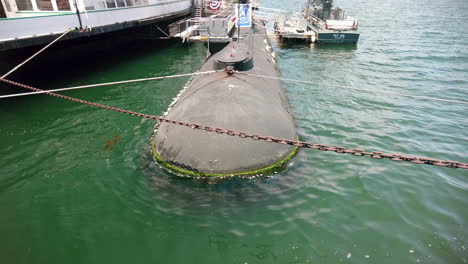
(237, 0), (241, 42)
(305, 0), (312, 18)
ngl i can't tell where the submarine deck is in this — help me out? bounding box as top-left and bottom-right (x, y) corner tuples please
(152, 19), (298, 176)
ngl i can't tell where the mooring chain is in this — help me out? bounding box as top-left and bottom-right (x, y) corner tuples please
(1, 77), (467, 170)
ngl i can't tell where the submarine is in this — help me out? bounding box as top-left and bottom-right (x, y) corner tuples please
(152, 17), (298, 177)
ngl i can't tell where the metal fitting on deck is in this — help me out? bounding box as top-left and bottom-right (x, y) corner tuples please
(225, 66), (235, 76)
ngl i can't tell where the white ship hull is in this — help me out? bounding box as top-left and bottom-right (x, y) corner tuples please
(0, 0), (192, 50)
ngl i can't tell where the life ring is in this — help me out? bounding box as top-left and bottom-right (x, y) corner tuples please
(209, 1), (222, 10)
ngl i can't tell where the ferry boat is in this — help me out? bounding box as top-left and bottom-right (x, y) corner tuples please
(0, 0), (193, 51)
(304, 0), (359, 44)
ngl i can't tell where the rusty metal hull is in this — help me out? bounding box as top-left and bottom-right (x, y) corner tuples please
(153, 22), (297, 176)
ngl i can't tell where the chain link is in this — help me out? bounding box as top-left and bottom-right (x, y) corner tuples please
(1, 77), (467, 170)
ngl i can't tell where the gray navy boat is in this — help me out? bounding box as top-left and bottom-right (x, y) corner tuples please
(304, 0), (360, 44)
(152, 18), (298, 177)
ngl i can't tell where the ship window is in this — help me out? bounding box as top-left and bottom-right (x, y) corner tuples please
(125, 0), (133, 6)
(83, 0), (106, 10)
(56, 0), (71, 10)
(35, 0), (54, 11)
(105, 0), (116, 8)
(116, 0), (125, 7)
(94, 0), (106, 9)
(82, 0), (94, 10)
(15, 0), (33, 10)
(134, 0), (146, 6)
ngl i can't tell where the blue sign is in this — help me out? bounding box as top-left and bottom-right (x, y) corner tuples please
(236, 4), (252, 27)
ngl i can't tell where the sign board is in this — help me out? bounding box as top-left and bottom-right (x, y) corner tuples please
(235, 4), (252, 27)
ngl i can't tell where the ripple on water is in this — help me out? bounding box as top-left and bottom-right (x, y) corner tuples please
(0, 0), (467, 263)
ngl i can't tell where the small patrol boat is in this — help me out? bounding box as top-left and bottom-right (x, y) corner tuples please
(304, 0), (360, 44)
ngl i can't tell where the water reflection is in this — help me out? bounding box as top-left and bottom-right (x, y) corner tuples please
(142, 148), (312, 215)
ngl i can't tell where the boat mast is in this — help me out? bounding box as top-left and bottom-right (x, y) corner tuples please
(305, 0), (312, 18)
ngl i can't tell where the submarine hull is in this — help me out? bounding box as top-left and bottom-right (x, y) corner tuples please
(153, 20), (298, 176)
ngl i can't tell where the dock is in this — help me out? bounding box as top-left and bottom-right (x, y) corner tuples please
(167, 0), (237, 45)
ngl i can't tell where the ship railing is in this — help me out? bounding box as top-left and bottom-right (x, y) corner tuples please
(306, 14), (325, 29)
(198, 15), (235, 38)
(167, 17), (222, 39)
(167, 0), (235, 40)
(168, 19), (189, 37)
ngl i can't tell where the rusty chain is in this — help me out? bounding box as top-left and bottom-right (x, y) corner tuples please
(1, 77), (467, 170)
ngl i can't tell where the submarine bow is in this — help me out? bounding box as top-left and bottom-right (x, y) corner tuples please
(152, 23), (298, 176)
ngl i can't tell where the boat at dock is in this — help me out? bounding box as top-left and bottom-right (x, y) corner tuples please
(274, 13), (315, 42)
(0, 0), (192, 51)
(304, 0), (359, 44)
(152, 4), (298, 177)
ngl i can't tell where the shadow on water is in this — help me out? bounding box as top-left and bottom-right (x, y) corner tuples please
(139, 147), (306, 218)
(273, 38), (358, 63)
(311, 43), (358, 51)
(0, 32), (194, 95)
(1, 0), (467, 262)
(277, 40), (358, 51)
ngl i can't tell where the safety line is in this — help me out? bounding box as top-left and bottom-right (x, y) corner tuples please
(1, 28), (75, 79)
(0, 70), (220, 99)
(239, 72), (468, 105)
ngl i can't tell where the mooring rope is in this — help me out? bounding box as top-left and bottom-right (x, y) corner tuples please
(2, 70), (466, 106)
(257, 7), (295, 13)
(254, 17), (277, 21)
(0, 70), (220, 99)
(0, 77), (466, 170)
(1, 28), (75, 79)
(239, 72), (468, 105)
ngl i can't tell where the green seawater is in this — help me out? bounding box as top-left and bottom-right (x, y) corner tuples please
(1, 0), (467, 263)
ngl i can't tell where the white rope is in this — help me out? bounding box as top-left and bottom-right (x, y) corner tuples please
(254, 16), (277, 21)
(1, 28), (75, 79)
(255, 11), (281, 17)
(0, 70), (219, 99)
(240, 72), (468, 105)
